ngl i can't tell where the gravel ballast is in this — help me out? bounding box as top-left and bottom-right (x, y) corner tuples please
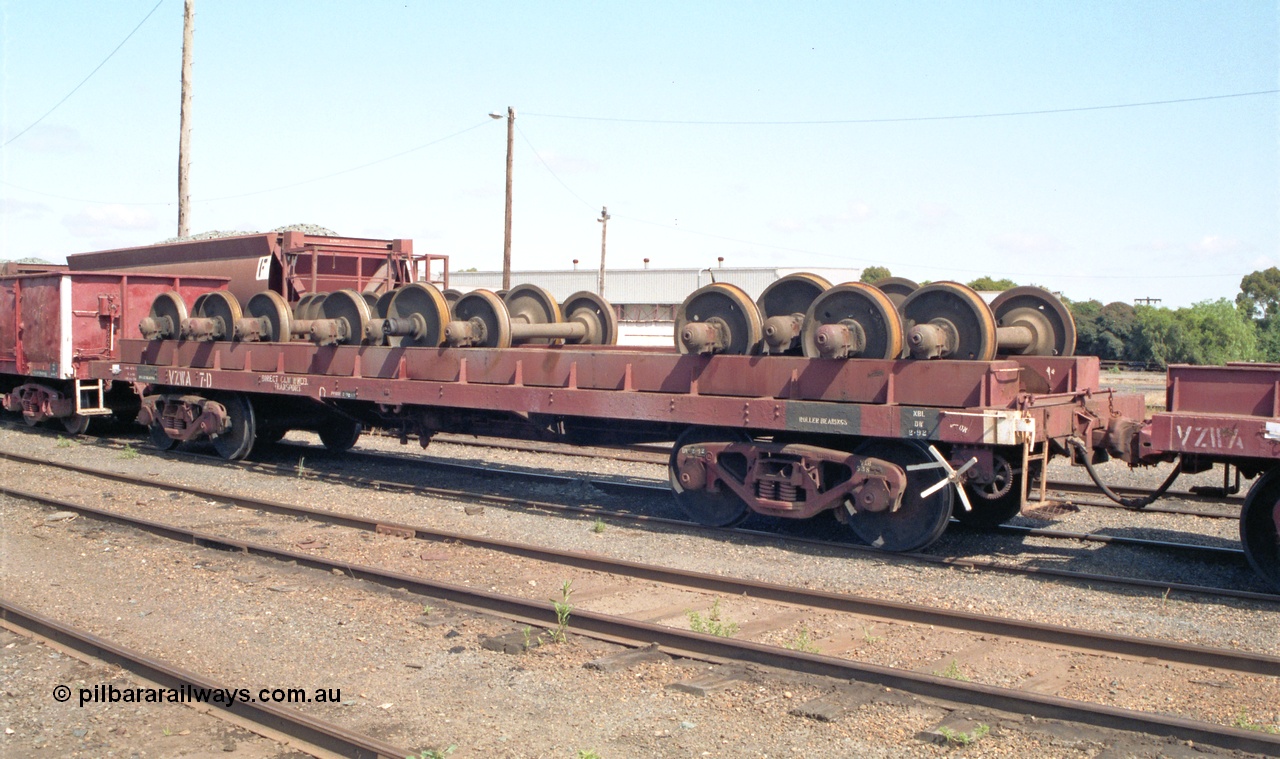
(1, 421), (1278, 757)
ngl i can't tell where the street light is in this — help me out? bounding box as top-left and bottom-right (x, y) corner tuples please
(491, 107), (515, 290)
(597, 206), (610, 295)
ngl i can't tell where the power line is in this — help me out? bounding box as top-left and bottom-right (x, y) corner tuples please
(195, 120), (495, 202)
(2, 0), (167, 149)
(525, 89), (1279, 126)
(0, 120), (496, 205)
(510, 119), (1252, 282)
(504, 123), (1246, 282)
(515, 123), (596, 210)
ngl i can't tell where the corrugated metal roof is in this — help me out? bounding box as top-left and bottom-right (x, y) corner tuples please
(448, 266), (862, 305)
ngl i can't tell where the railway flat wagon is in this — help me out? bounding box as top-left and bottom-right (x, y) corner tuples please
(94, 333), (1143, 551)
(0, 270), (227, 432)
(1, 234), (1266, 590)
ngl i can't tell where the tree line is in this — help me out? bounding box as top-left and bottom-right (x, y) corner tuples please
(858, 266), (1280, 367)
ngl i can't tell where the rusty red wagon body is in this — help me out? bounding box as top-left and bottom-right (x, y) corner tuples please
(66, 232), (448, 307)
(90, 338), (1152, 556)
(1139, 363), (1280, 589)
(0, 270), (226, 431)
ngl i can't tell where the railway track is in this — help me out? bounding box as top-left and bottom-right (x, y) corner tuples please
(0, 599), (408, 759)
(1, 470), (1277, 755)
(2, 452), (1273, 674)
(0, 420), (1271, 601)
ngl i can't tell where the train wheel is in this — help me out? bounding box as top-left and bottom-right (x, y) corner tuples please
(294, 293), (327, 321)
(211, 393), (256, 460)
(1241, 468), (1280, 591)
(801, 282), (903, 360)
(144, 292), (188, 340)
(245, 291), (293, 343)
(149, 422), (178, 451)
(757, 273), (831, 355)
(318, 417), (362, 452)
(990, 286), (1077, 357)
(900, 282), (998, 361)
(670, 427), (753, 527)
(387, 283), (449, 348)
(373, 288), (396, 319)
(845, 439), (953, 552)
(192, 291), (243, 340)
(449, 290), (513, 349)
(871, 277), (920, 309)
(675, 283), (763, 355)
(561, 291), (619, 345)
(61, 414), (91, 435)
(318, 289), (373, 346)
(955, 455), (1027, 528)
(505, 284), (564, 345)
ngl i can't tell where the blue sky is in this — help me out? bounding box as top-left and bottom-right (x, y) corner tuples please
(1, 1), (1276, 307)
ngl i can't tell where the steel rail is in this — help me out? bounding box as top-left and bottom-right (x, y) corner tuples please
(993, 524), (1245, 560)
(0, 458), (1274, 677)
(2, 444), (1275, 603)
(0, 598), (409, 759)
(2, 485), (1277, 755)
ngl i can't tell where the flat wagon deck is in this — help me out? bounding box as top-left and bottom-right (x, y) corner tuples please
(90, 339), (1146, 556)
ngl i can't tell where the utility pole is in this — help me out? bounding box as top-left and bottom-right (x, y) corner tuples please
(597, 206), (610, 295)
(177, 0), (194, 238)
(1134, 297), (1162, 306)
(502, 106), (514, 291)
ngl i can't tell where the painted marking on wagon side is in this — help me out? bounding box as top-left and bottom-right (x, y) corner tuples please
(900, 407), (941, 440)
(258, 374), (309, 393)
(1174, 424), (1245, 451)
(164, 368), (213, 388)
(135, 366), (159, 383)
(786, 402), (861, 434)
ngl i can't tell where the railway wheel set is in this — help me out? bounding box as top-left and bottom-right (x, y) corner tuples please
(140, 273), (1077, 363)
(677, 275), (1076, 361)
(143, 282), (621, 350)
